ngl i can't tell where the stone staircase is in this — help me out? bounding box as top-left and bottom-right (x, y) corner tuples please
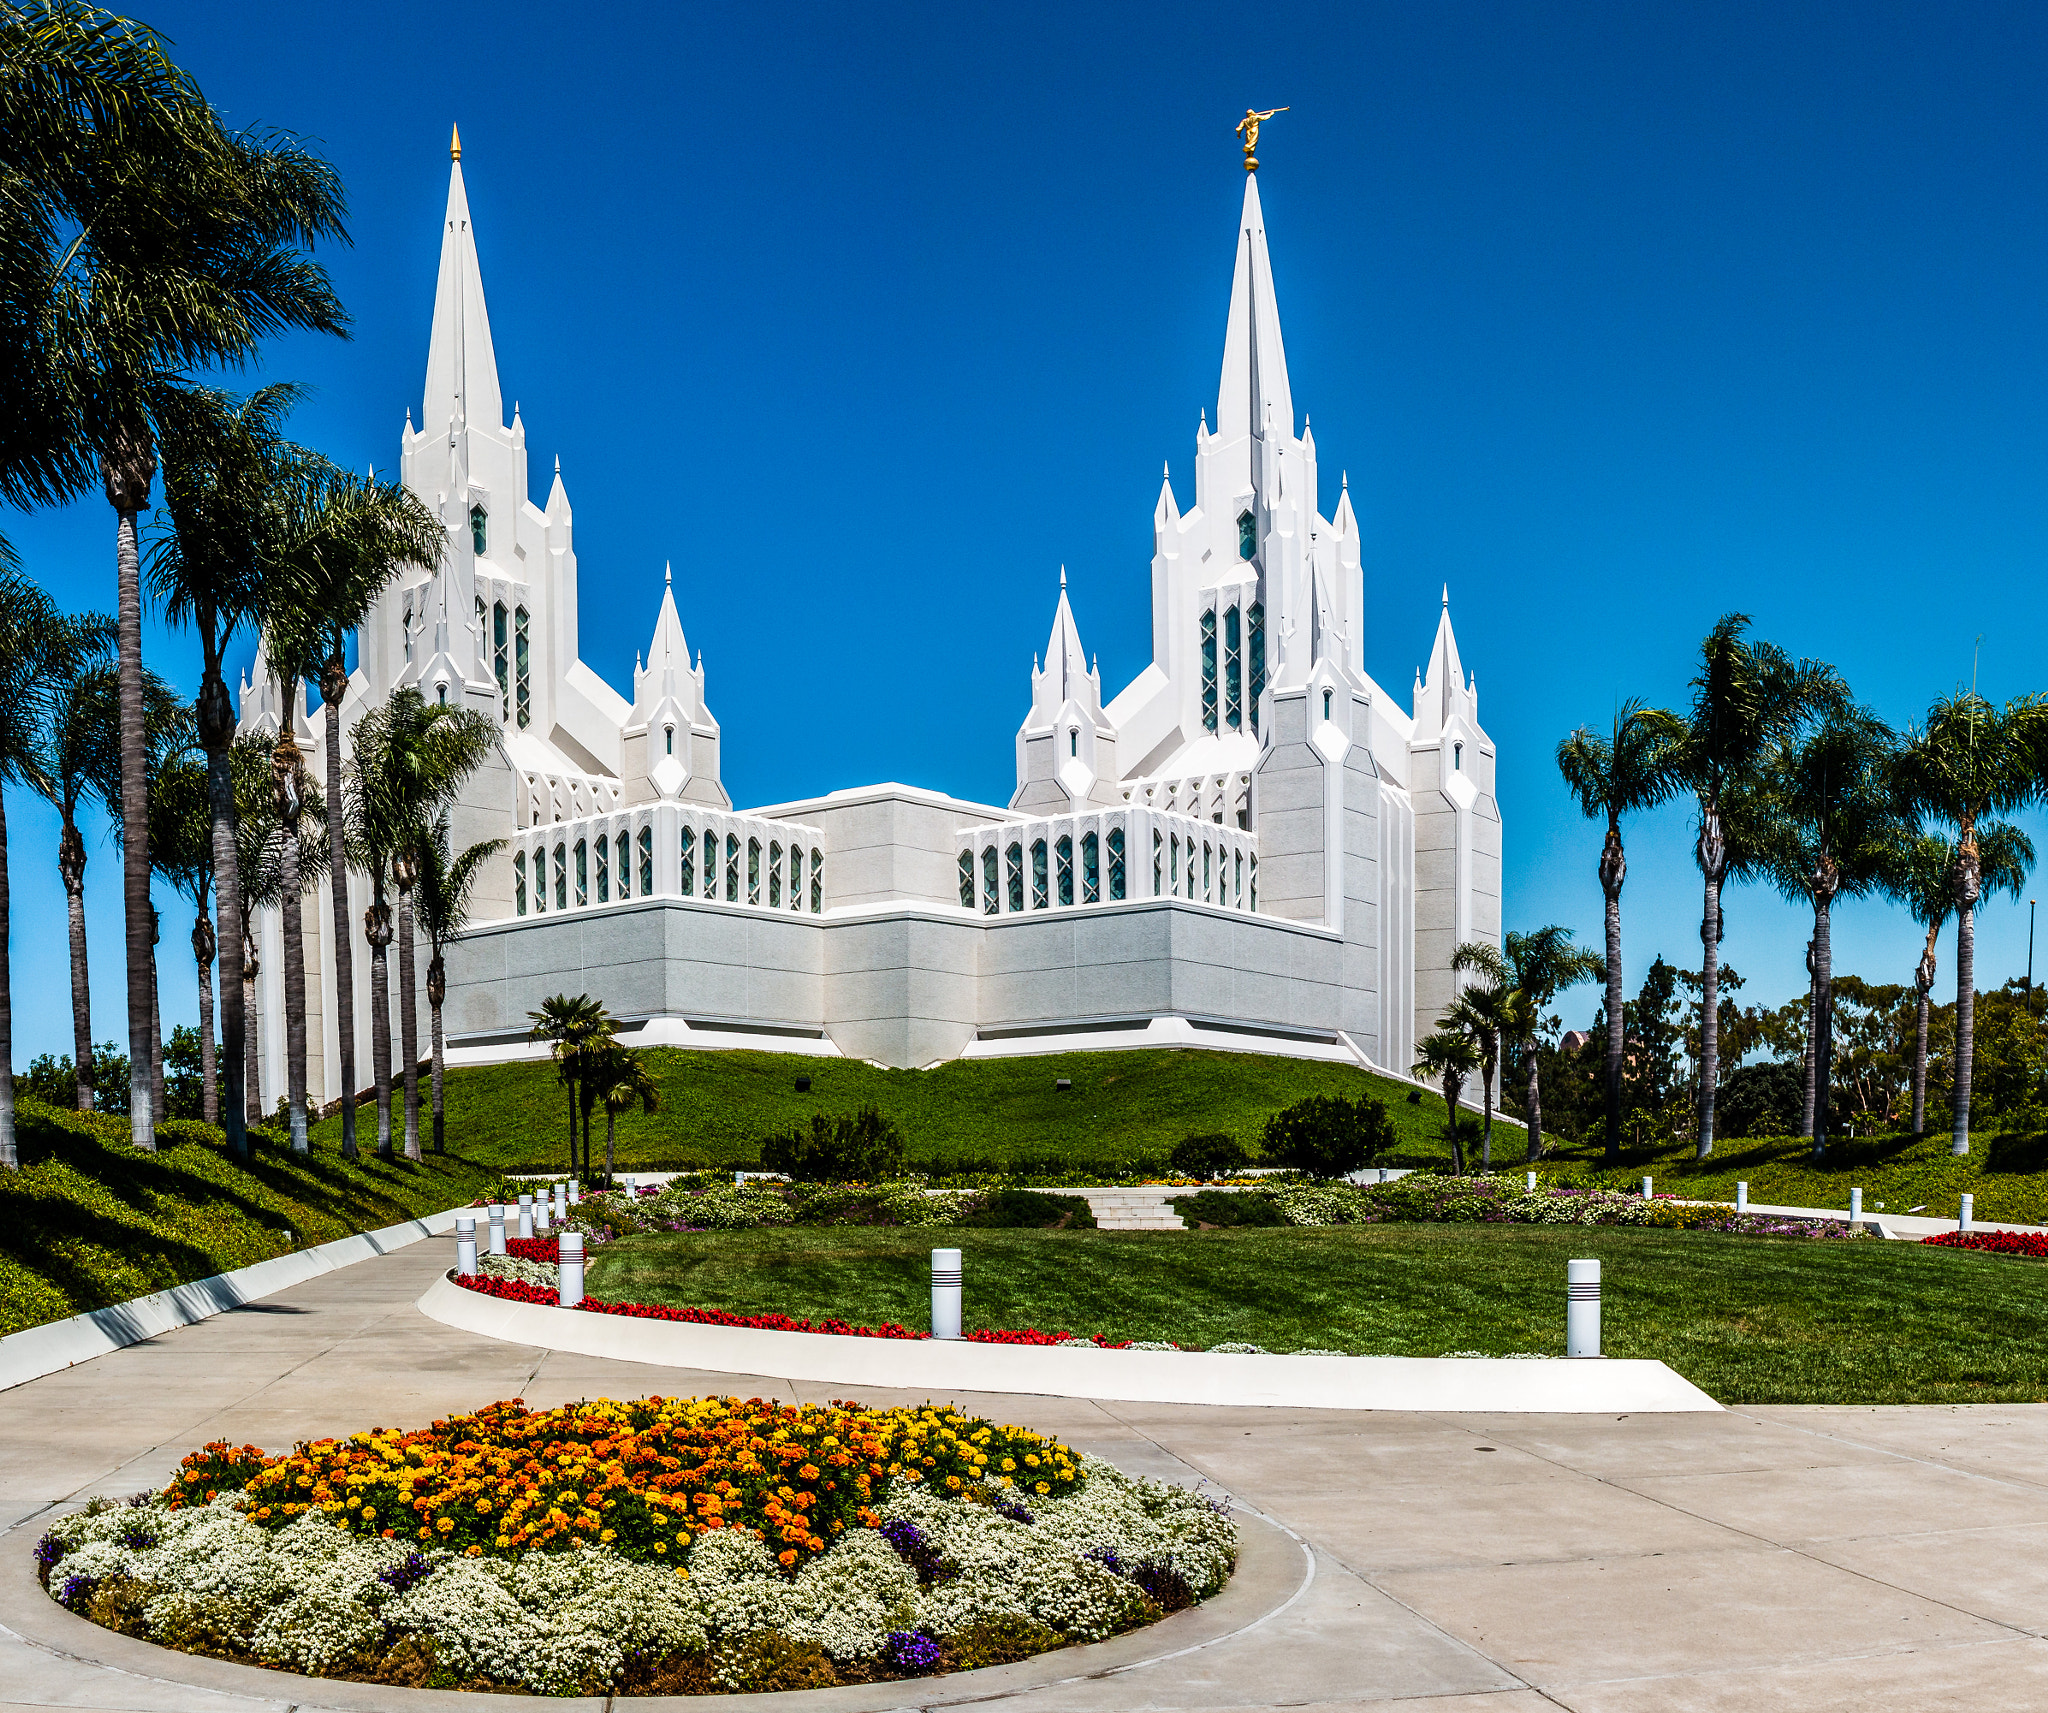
(1057, 1188), (1188, 1231)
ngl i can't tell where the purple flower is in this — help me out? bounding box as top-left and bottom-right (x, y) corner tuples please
(32, 1533), (64, 1582)
(994, 1497), (1036, 1524)
(879, 1517), (953, 1583)
(377, 1551), (433, 1595)
(55, 1573), (98, 1612)
(1084, 1544), (1125, 1574)
(884, 1629), (944, 1675)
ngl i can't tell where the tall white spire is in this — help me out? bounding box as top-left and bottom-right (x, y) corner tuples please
(422, 131), (503, 437)
(1214, 173), (1293, 446)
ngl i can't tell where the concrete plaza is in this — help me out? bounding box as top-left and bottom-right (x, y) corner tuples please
(2, 1238), (2046, 1711)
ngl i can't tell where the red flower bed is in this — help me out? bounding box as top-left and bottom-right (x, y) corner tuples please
(454, 1271), (1121, 1345)
(506, 1237), (560, 1263)
(1922, 1229), (2048, 1258)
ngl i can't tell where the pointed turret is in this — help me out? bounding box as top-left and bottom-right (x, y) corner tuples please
(1214, 173), (1293, 446)
(422, 136), (503, 437)
(619, 564), (728, 808)
(1413, 586), (1473, 740)
(1012, 570), (1119, 813)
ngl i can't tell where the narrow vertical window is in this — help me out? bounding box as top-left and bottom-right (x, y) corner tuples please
(747, 838), (761, 905)
(1224, 605), (1242, 730)
(1069, 729), (1078, 757)
(1200, 610), (1218, 733)
(514, 606), (531, 729)
(680, 827), (695, 896)
(1235, 848), (1244, 905)
(1454, 740), (1463, 771)
(594, 834), (609, 903)
(476, 595), (486, 641)
(493, 602), (509, 720)
(1031, 839), (1048, 909)
(1250, 853), (1258, 910)
(665, 725), (674, 756)
(615, 832), (629, 899)
(958, 849), (975, 909)
(725, 834), (739, 902)
(810, 848), (823, 913)
(789, 844), (803, 910)
(402, 599), (413, 663)
(1006, 842), (1024, 913)
(769, 841), (783, 909)
(705, 829), (718, 898)
(1107, 828), (1125, 900)
(514, 850), (527, 916)
(1203, 842), (1213, 902)
(1081, 831), (1099, 902)
(1237, 508), (1255, 560)
(1323, 687), (1334, 720)
(1247, 602), (1265, 733)
(1153, 828), (1163, 895)
(1055, 835), (1073, 906)
(574, 839), (588, 906)
(1170, 834), (1180, 892)
(982, 845), (999, 915)
(470, 503), (487, 555)
(640, 825), (653, 895)
(554, 843), (567, 911)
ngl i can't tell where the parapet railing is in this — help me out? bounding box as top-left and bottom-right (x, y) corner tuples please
(954, 804), (1257, 917)
(509, 801), (825, 919)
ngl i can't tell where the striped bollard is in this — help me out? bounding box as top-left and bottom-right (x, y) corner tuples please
(1736, 1181), (1748, 1214)
(535, 1195), (552, 1235)
(1526, 1171), (1537, 1192)
(1567, 1259), (1602, 1358)
(1641, 1176), (1653, 1200)
(454, 1216), (477, 1276)
(568, 1178), (581, 1206)
(1960, 1194), (1974, 1233)
(931, 1247), (962, 1341)
(558, 1231), (585, 1308)
(517, 1193), (534, 1240)
(487, 1204), (507, 1255)
(556, 1182), (568, 1221)
(1849, 1188), (1862, 1226)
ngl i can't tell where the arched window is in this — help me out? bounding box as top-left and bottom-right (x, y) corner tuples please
(725, 833), (739, 902)
(493, 602), (509, 720)
(1031, 839), (1048, 909)
(747, 838), (761, 905)
(1152, 828), (1163, 895)
(982, 845), (999, 915)
(639, 825), (654, 896)
(574, 839), (589, 907)
(1055, 835), (1073, 906)
(594, 834), (609, 903)
(1235, 848), (1245, 906)
(1081, 831), (1099, 903)
(514, 606), (531, 728)
(704, 829), (718, 898)
(1006, 842), (1024, 913)
(436, 682), (447, 706)
(1107, 827), (1126, 900)
(958, 849), (975, 909)
(1247, 602), (1266, 733)
(553, 843), (567, 911)
(1069, 729), (1078, 757)
(1237, 508), (1256, 560)
(768, 841), (783, 908)
(680, 827), (696, 896)
(470, 503), (487, 555)
(789, 844), (803, 911)
(1323, 687), (1333, 720)
(402, 599), (413, 663)
(1170, 834), (1180, 893)
(810, 848), (823, 913)
(1223, 605), (1242, 730)
(514, 850), (527, 916)
(1203, 842), (1213, 902)
(1454, 740), (1463, 771)
(1200, 610), (1218, 733)
(665, 725), (674, 756)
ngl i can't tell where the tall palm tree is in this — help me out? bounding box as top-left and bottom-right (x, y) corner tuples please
(266, 469), (443, 1160)
(1413, 1028), (1481, 1175)
(1672, 616), (1843, 1158)
(1894, 691), (2048, 1154)
(0, 572), (97, 1164)
(1502, 926), (1604, 1158)
(351, 688), (496, 1160)
(32, 630), (118, 1106)
(149, 738), (216, 1121)
(227, 732), (286, 1127)
(1444, 941), (1528, 1169)
(593, 1046), (660, 1183)
(527, 993), (615, 1178)
(1556, 701), (1685, 1163)
(415, 810), (503, 1156)
(1755, 707), (1903, 1153)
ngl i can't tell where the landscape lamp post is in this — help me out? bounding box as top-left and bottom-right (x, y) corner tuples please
(1566, 1259), (1601, 1358)
(454, 1216), (477, 1276)
(559, 1231), (585, 1307)
(487, 1204), (507, 1255)
(931, 1248), (962, 1341)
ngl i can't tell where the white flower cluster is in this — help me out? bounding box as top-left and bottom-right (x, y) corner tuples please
(42, 1460), (1234, 1695)
(477, 1253), (558, 1289)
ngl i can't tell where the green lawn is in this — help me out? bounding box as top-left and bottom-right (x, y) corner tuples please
(0, 1101), (500, 1337)
(586, 1223), (2048, 1406)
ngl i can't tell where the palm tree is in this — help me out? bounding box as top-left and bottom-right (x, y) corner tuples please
(415, 810), (503, 1155)
(0, 572), (98, 1164)
(1444, 941), (1526, 1169)
(149, 738), (217, 1121)
(1672, 616), (1843, 1158)
(1413, 1028), (1482, 1175)
(592, 1047), (660, 1183)
(351, 688), (497, 1160)
(228, 733), (286, 1127)
(33, 631), (119, 1106)
(1501, 926), (1604, 1158)
(527, 993), (615, 1177)
(265, 465), (441, 1160)
(1556, 701), (1685, 1162)
(1894, 692), (2048, 1153)
(1755, 707), (1903, 1153)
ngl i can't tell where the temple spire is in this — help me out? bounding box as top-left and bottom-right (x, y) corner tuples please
(422, 136), (503, 438)
(1214, 172), (1293, 446)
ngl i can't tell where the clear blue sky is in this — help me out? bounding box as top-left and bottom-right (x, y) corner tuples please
(10, 0), (2048, 1066)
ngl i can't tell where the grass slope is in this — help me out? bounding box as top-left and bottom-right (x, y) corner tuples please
(308, 1047), (1464, 1175)
(588, 1224), (2048, 1406)
(0, 1102), (499, 1338)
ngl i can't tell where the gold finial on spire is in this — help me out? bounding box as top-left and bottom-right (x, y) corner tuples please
(450, 123), (462, 162)
(1235, 106), (1287, 172)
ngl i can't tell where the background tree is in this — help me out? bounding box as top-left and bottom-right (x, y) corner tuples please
(414, 810), (502, 1155)
(1501, 926), (1603, 1158)
(589, 1045), (660, 1182)
(149, 736), (217, 1120)
(1894, 691), (2048, 1153)
(1556, 701), (1685, 1162)
(227, 732), (285, 1127)
(526, 993), (614, 1177)
(1445, 940), (1531, 1169)
(1413, 1027), (1481, 1174)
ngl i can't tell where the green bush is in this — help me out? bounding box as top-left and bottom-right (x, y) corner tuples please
(759, 1105), (905, 1183)
(715, 1633), (840, 1692)
(944, 1615), (1063, 1669)
(955, 1188), (1097, 1229)
(1260, 1095), (1393, 1180)
(1169, 1133), (1250, 1177)
(156, 1118), (224, 1149)
(1172, 1189), (1286, 1228)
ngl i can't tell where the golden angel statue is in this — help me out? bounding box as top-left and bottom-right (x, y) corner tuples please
(1235, 106), (1288, 171)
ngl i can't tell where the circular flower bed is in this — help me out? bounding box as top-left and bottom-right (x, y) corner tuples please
(35, 1395), (1235, 1696)
(1922, 1229), (2048, 1258)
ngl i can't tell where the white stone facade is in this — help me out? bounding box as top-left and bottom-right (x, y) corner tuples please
(237, 152), (1501, 1091)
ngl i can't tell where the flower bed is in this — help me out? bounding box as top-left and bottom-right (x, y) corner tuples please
(35, 1394), (1235, 1696)
(1922, 1229), (2048, 1259)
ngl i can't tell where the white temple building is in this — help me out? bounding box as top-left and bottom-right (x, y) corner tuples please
(238, 141), (1502, 1093)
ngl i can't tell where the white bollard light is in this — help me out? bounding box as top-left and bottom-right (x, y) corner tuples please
(1641, 1176), (1653, 1201)
(1736, 1181), (1748, 1214)
(517, 1193), (534, 1240)
(1960, 1193), (1974, 1232)
(535, 1196), (552, 1235)
(1527, 1171), (1538, 1192)
(931, 1247), (962, 1341)
(454, 1216), (477, 1277)
(568, 1178), (581, 1206)
(556, 1182), (567, 1220)
(487, 1204), (507, 1255)
(1850, 1188), (1862, 1226)
(623, 1175), (636, 1196)
(558, 1231), (585, 1308)
(1567, 1258), (1602, 1358)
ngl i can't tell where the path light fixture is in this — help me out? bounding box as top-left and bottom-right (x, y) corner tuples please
(517, 1194), (534, 1240)
(932, 1247), (962, 1341)
(568, 1179), (581, 1205)
(1055, 1078), (1071, 1091)
(559, 1231), (585, 1308)
(1526, 1172), (1536, 1192)
(535, 1196), (552, 1235)
(1960, 1194), (1974, 1232)
(455, 1216), (477, 1276)
(795, 1075), (811, 1093)
(1641, 1177), (1652, 1201)
(487, 1204), (507, 1255)
(1849, 1188), (1862, 1226)
(1567, 1259), (1601, 1358)
(1736, 1181), (1747, 1214)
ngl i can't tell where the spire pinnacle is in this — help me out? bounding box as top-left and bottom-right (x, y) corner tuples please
(1442, 583), (1449, 608)
(422, 139), (503, 436)
(665, 559), (672, 587)
(1215, 172), (1293, 444)
(1059, 564), (1067, 589)
(451, 123), (461, 161)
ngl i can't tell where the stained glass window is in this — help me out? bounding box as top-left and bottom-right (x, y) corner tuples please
(574, 839), (588, 907)
(769, 841), (783, 909)
(1203, 842), (1212, 901)
(725, 834), (739, 902)
(1152, 828), (1163, 895)
(1081, 832), (1099, 903)
(640, 825), (653, 896)
(958, 849), (974, 908)
(493, 602), (509, 720)
(1250, 853), (1258, 910)
(1235, 848), (1244, 906)
(594, 835), (609, 903)
(680, 827), (695, 896)
(810, 848), (823, 913)
(514, 607), (531, 729)
(1200, 610), (1218, 733)
(706, 830), (719, 898)
(982, 845), (999, 915)
(789, 844), (802, 910)
(554, 843), (567, 911)
(1237, 508), (1255, 560)
(470, 504), (488, 555)
(514, 851), (527, 916)
(1006, 842), (1024, 913)
(1223, 605), (1241, 730)
(1247, 602), (1265, 733)
(1055, 835), (1073, 907)
(614, 832), (628, 899)
(747, 838), (761, 906)
(1031, 839), (1048, 909)
(1107, 827), (1125, 900)
(1170, 834), (1180, 892)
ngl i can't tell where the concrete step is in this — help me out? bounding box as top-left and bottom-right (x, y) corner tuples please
(1093, 1214), (1186, 1230)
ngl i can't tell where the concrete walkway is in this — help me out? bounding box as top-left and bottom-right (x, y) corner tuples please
(7, 1239), (2048, 1710)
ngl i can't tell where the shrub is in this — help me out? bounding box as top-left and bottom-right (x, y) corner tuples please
(1170, 1133), (1250, 1178)
(1717, 1061), (1804, 1139)
(1172, 1190), (1285, 1228)
(1260, 1095), (1393, 1179)
(944, 1615), (1064, 1670)
(714, 1633), (840, 1692)
(759, 1105), (905, 1183)
(956, 1188), (1097, 1229)
(156, 1118), (225, 1149)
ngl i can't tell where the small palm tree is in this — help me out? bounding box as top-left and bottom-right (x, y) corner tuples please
(149, 739), (217, 1121)
(1444, 941), (1519, 1169)
(1502, 926), (1604, 1159)
(414, 811), (504, 1156)
(227, 733), (287, 1127)
(593, 1048), (660, 1183)
(1894, 691), (2048, 1153)
(527, 993), (615, 1177)
(1556, 701), (1685, 1162)
(1413, 1028), (1482, 1174)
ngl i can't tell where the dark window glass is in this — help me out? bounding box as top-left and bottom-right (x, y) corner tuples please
(1108, 828), (1126, 900)
(1200, 610), (1218, 733)
(514, 851), (527, 916)
(1056, 835), (1073, 906)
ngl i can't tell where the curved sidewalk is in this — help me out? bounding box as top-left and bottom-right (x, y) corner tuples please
(4, 1236), (2048, 1711)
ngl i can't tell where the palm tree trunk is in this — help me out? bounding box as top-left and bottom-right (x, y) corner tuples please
(0, 788), (15, 1168)
(322, 660), (358, 1160)
(277, 769), (309, 1154)
(1695, 807), (1726, 1159)
(112, 492), (155, 1151)
(1599, 825), (1626, 1165)
(430, 984), (446, 1156)
(1480, 1047), (1495, 1169)
(605, 1106), (617, 1179)
(565, 1077), (577, 1175)
(1444, 1075), (1465, 1175)
(1799, 938), (1818, 1140)
(149, 919), (164, 1125)
(1812, 890), (1836, 1151)
(1911, 920), (1937, 1136)
(1523, 1035), (1544, 1162)
(60, 824), (93, 1111)
(397, 887), (421, 1161)
(1953, 887), (1980, 1156)
(242, 928), (261, 1125)
(192, 910), (216, 1126)
(202, 725), (247, 1159)
(366, 895), (393, 1159)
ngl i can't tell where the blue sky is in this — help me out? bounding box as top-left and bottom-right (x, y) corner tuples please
(10, 0), (2048, 1064)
